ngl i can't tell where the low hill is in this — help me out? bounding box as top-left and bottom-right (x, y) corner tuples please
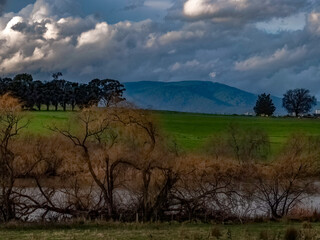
(124, 81), (285, 115)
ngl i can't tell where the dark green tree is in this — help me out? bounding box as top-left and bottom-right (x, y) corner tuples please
(52, 72), (63, 81)
(50, 73), (64, 111)
(47, 80), (62, 111)
(87, 79), (102, 106)
(87, 79), (126, 107)
(10, 73), (33, 109)
(282, 89), (317, 117)
(42, 82), (52, 111)
(254, 93), (276, 116)
(75, 84), (90, 109)
(100, 79), (126, 107)
(68, 82), (79, 111)
(0, 78), (12, 95)
(0, 73), (126, 111)
(29, 80), (44, 110)
(57, 80), (70, 111)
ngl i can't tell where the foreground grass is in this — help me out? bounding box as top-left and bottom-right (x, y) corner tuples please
(22, 110), (320, 154)
(0, 221), (319, 240)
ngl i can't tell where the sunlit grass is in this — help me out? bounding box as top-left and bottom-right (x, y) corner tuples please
(157, 111), (320, 154)
(20, 110), (320, 155)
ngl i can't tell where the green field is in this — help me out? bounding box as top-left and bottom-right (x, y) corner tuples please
(158, 112), (320, 154)
(23, 111), (74, 134)
(23, 111), (320, 154)
(0, 222), (318, 240)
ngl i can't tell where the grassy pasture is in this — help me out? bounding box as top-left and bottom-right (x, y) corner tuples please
(0, 221), (318, 240)
(157, 111), (320, 154)
(22, 110), (320, 154)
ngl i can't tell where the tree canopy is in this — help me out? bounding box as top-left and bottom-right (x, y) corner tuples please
(282, 89), (317, 116)
(0, 73), (126, 111)
(254, 93), (276, 116)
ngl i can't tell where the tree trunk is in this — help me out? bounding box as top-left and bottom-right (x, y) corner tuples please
(142, 170), (151, 222)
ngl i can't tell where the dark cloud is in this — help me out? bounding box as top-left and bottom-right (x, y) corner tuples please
(0, 0), (7, 15)
(0, 0), (320, 98)
(124, 0), (145, 10)
(168, 0), (310, 25)
(11, 21), (48, 37)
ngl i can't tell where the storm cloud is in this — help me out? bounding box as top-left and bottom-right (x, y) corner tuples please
(0, 0), (7, 15)
(124, 0), (145, 10)
(0, 0), (320, 97)
(182, 0), (309, 23)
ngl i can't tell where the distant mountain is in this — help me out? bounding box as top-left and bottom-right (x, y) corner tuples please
(123, 81), (286, 115)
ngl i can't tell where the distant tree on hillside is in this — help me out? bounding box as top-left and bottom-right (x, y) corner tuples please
(52, 72), (63, 81)
(282, 89), (317, 117)
(48, 80), (63, 111)
(0, 78), (11, 95)
(100, 79), (126, 107)
(43, 82), (52, 111)
(0, 73), (126, 111)
(88, 79), (126, 107)
(75, 84), (91, 109)
(29, 80), (44, 110)
(10, 73), (33, 109)
(254, 93), (276, 116)
(68, 82), (79, 111)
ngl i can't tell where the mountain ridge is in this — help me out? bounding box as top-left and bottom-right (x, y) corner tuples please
(123, 81), (285, 115)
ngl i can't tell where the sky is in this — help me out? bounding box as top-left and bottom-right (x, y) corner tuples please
(0, 0), (320, 97)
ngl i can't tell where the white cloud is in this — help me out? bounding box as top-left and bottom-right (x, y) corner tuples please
(77, 22), (110, 47)
(170, 62), (181, 71)
(170, 60), (200, 71)
(159, 30), (204, 45)
(235, 46), (307, 71)
(308, 12), (320, 35)
(184, 0), (247, 18)
(209, 72), (216, 78)
(43, 22), (59, 40)
(256, 12), (306, 33)
(0, 0), (156, 76)
(144, 0), (173, 10)
(182, 0), (308, 24)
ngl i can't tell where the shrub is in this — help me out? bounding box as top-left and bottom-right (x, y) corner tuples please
(205, 124), (270, 163)
(302, 222), (312, 229)
(259, 230), (273, 240)
(211, 226), (223, 239)
(284, 227), (299, 240)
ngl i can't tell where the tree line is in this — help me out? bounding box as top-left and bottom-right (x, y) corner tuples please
(0, 94), (318, 223)
(0, 73), (126, 111)
(254, 89), (317, 117)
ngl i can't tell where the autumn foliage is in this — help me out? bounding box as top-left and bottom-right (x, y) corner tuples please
(0, 95), (318, 223)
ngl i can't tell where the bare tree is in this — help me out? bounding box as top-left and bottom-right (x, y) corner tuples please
(251, 134), (318, 219)
(172, 156), (247, 222)
(48, 107), (138, 220)
(205, 124), (270, 163)
(0, 94), (29, 221)
(110, 108), (179, 222)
